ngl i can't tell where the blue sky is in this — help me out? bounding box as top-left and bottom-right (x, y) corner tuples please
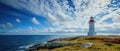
(0, 0), (120, 35)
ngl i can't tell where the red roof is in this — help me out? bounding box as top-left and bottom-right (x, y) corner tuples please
(90, 20), (94, 22)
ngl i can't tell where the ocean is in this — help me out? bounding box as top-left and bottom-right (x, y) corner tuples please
(0, 33), (115, 51)
(0, 35), (80, 51)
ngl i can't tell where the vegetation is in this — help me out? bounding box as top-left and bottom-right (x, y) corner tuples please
(37, 35), (120, 51)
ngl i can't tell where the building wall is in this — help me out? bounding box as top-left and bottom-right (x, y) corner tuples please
(88, 22), (96, 36)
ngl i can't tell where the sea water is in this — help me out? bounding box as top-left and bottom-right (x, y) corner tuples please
(0, 33), (84, 51)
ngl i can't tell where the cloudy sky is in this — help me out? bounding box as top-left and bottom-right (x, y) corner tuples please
(0, 0), (120, 35)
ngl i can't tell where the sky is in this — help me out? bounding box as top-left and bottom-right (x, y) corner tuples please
(0, 0), (120, 35)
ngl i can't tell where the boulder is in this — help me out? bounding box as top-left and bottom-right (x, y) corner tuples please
(81, 43), (93, 48)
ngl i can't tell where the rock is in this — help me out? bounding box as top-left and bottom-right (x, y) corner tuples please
(105, 43), (113, 46)
(81, 42), (93, 48)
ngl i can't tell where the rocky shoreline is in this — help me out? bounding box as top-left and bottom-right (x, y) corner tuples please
(25, 36), (83, 51)
(25, 35), (120, 51)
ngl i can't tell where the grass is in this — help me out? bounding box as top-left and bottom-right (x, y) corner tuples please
(37, 35), (120, 51)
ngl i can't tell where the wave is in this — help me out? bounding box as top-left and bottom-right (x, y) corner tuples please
(16, 44), (35, 51)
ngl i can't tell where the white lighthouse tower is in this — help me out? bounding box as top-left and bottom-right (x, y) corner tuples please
(88, 17), (96, 36)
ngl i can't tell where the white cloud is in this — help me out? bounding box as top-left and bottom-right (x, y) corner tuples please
(16, 19), (21, 23)
(0, 24), (6, 28)
(28, 27), (33, 31)
(97, 9), (120, 23)
(31, 17), (40, 25)
(96, 9), (120, 30)
(6, 22), (13, 28)
(0, 23), (14, 33)
(0, 0), (119, 33)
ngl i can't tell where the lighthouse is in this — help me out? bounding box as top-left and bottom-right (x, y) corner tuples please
(88, 17), (96, 36)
